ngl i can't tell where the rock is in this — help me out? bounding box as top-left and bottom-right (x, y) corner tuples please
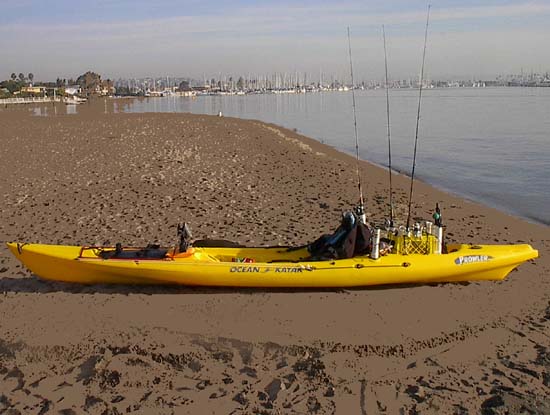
(283, 373), (297, 388)
(324, 385), (335, 397)
(188, 359), (202, 372)
(99, 369), (121, 389)
(84, 396), (104, 411)
(239, 366), (257, 378)
(453, 405), (469, 415)
(265, 378), (282, 401)
(307, 396), (321, 413)
(196, 379), (211, 390)
(276, 359), (288, 369)
(233, 391), (248, 406)
(262, 401), (274, 409)
(292, 356), (326, 379)
(481, 395), (504, 410)
(77, 356), (101, 384)
(405, 385), (426, 403)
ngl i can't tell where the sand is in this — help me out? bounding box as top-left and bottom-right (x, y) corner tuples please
(0, 101), (549, 414)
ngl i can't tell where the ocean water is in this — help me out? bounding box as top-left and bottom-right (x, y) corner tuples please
(65, 88), (550, 225)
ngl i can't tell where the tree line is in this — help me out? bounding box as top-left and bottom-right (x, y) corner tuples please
(10, 72), (34, 83)
(1, 70), (114, 98)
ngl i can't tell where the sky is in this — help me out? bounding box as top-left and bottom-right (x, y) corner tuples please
(1, 0), (549, 82)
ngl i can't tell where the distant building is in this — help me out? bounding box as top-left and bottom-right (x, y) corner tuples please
(20, 86), (46, 95)
(99, 79), (115, 96)
(64, 86), (82, 96)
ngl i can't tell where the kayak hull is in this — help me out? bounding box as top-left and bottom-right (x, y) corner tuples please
(6, 242), (538, 287)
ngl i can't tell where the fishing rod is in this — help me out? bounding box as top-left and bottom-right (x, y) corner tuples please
(382, 24), (394, 228)
(406, 5), (431, 231)
(347, 27), (367, 225)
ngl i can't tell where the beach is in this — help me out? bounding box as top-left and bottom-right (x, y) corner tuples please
(0, 103), (548, 414)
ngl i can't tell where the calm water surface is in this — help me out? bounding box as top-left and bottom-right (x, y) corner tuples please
(45, 88), (550, 225)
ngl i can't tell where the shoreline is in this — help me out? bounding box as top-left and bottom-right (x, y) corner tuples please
(9, 94), (548, 227)
(0, 106), (549, 413)
(253, 116), (548, 231)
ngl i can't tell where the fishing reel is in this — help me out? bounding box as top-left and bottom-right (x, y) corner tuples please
(354, 204), (367, 225)
(433, 203), (442, 227)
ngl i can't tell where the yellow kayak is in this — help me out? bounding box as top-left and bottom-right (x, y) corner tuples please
(6, 241), (537, 287)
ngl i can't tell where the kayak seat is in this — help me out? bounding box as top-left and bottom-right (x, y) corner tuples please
(307, 217), (371, 260)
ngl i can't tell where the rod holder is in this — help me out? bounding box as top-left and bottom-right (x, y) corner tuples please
(425, 221), (433, 235)
(435, 225), (443, 254)
(371, 228), (381, 259)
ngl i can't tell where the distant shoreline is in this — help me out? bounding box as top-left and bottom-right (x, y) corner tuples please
(3, 84), (550, 107)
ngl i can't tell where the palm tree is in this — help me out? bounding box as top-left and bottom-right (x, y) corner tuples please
(18, 73), (25, 82)
(28, 73), (34, 84)
(10, 73), (16, 81)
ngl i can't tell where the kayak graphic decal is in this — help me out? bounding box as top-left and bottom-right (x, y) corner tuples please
(274, 267), (304, 273)
(230, 266), (261, 273)
(454, 255), (493, 265)
(229, 266), (304, 273)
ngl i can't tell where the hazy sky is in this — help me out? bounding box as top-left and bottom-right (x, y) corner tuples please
(1, 0), (549, 82)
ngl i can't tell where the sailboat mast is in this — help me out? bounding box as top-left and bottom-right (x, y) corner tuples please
(382, 25), (394, 227)
(346, 27), (366, 220)
(406, 5), (431, 231)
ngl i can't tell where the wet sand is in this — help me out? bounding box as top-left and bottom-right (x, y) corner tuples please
(0, 102), (549, 414)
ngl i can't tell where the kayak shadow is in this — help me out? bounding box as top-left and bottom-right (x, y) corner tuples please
(0, 275), (446, 295)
